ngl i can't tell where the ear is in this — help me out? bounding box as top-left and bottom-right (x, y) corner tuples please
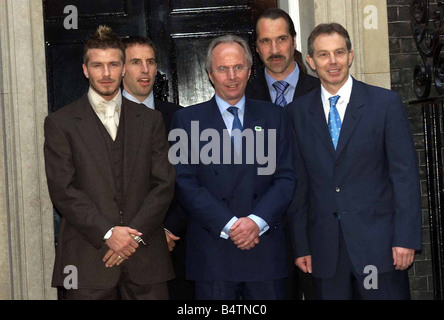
(122, 64), (126, 77)
(348, 50), (355, 68)
(306, 54), (316, 71)
(82, 64), (89, 79)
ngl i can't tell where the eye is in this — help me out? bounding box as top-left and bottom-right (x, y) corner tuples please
(233, 65), (243, 71)
(148, 60), (156, 65)
(216, 66), (227, 72)
(259, 39), (270, 44)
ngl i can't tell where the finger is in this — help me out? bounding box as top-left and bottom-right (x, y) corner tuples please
(105, 253), (120, 267)
(102, 249), (114, 262)
(127, 227), (142, 236)
(306, 256), (313, 273)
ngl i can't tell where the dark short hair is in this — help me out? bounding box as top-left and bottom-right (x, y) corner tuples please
(256, 8), (297, 39)
(122, 35), (157, 61)
(307, 23), (352, 57)
(83, 25), (125, 65)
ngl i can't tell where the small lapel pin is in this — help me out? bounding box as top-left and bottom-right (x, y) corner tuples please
(255, 126), (262, 131)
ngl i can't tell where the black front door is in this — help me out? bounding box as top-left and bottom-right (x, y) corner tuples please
(43, 0), (277, 111)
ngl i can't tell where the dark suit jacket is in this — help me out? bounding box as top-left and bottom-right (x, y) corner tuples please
(246, 68), (320, 103)
(171, 96), (296, 281)
(153, 99), (188, 236)
(155, 98), (181, 134)
(44, 94), (175, 288)
(286, 78), (422, 279)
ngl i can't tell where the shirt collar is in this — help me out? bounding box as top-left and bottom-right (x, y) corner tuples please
(264, 63), (300, 90)
(321, 75), (353, 106)
(215, 94), (246, 115)
(87, 87), (122, 118)
(122, 89), (155, 110)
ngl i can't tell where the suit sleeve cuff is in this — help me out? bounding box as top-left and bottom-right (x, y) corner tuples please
(220, 216), (238, 239)
(248, 214), (269, 236)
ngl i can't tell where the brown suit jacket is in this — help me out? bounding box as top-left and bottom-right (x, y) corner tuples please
(44, 94), (175, 289)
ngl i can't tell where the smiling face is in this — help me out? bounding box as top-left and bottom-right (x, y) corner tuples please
(256, 17), (296, 80)
(123, 44), (157, 101)
(208, 42), (251, 105)
(82, 48), (125, 101)
(306, 32), (354, 95)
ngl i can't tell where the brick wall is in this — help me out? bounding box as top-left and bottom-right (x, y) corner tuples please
(387, 0), (434, 300)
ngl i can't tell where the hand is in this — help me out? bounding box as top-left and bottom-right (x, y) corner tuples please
(105, 226), (141, 259)
(165, 231), (180, 252)
(392, 247), (415, 270)
(102, 249), (125, 268)
(229, 217), (260, 250)
(295, 255), (312, 273)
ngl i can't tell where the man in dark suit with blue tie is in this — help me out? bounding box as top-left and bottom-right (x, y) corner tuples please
(286, 23), (422, 299)
(246, 8), (319, 106)
(170, 34), (296, 300)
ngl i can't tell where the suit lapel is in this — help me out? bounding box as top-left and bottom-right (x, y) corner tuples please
(335, 79), (365, 158)
(74, 95), (115, 190)
(123, 99), (144, 195)
(308, 88), (336, 157)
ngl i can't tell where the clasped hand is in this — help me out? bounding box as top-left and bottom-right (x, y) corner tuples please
(102, 226), (142, 267)
(229, 217), (260, 250)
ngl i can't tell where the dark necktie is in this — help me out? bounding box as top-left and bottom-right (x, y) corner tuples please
(272, 81), (290, 106)
(328, 95), (341, 149)
(227, 106), (243, 153)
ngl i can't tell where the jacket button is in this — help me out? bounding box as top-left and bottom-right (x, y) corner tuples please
(335, 187), (341, 193)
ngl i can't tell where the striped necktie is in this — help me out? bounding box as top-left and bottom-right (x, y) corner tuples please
(272, 81), (290, 106)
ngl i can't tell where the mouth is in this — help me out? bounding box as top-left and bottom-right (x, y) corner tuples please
(138, 78), (151, 86)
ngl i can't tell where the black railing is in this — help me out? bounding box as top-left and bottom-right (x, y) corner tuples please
(410, 97), (444, 300)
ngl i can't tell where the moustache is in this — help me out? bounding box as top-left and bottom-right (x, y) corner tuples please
(267, 54), (285, 61)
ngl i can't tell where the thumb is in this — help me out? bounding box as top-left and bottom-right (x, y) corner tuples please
(127, 227), (142, 236)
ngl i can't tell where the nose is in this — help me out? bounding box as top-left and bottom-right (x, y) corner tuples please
(271, 39), (280, 54)
(227, 68), (236, 79)
(141, 62), (149, 73)
(328, 53), (337, 64)
(103, 65), (110, 76)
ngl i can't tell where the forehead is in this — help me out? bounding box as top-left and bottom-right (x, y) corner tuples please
(211, 42), (247, 64)
(312, 32), (348, 51)
(86, 48), (123, 63)
(125, 44), (155, 59)
(256, 17), (290, 37)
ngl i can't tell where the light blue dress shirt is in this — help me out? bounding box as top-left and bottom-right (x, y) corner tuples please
(214, 94), (270, 239)
(122, 89), (155, 110)
(265, 63), (300, 105)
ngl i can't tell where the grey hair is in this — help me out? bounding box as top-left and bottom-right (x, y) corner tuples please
(205, 34), (253, 73)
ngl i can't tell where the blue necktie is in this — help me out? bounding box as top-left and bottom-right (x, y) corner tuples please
(272, 81), (290, 106)
(227, 106), (243, 153)
(328, 95), (341, 149)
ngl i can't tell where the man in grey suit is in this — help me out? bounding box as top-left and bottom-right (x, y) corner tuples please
(44, 25), (175, 299)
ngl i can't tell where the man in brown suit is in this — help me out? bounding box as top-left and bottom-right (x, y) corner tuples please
(43, 25), (175, 299)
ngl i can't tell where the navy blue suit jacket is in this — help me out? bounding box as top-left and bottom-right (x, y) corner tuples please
(171, 96), (296, 281)
(286, 78), (422, 279)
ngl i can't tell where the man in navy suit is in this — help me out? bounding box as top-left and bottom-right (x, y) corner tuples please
(286, 23), (421, 299)
(170, 35), (296, 300)
(122, 36), (193, 299)
(246, 8), (319, 300)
